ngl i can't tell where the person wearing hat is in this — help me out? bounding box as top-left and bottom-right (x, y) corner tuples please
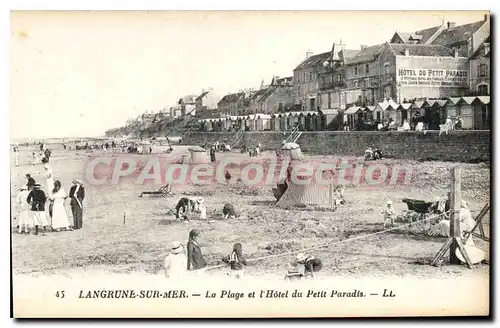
(164, 241), (187, 279)
(382, 200), (396, 229)
(26, 183), (49, 236)
(295, 253), (323, 279)
(16, 186), (32, 234)
(25, 174), (36, 190)
(187, 229), (206, 271)
(13, 145), (19, 166)
(209, 146), (216, 163)
(69, 180), (85, 229)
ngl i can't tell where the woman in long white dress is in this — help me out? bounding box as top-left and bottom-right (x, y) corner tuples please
(49, 180), (73, 232)
(16, 187), (32, 233)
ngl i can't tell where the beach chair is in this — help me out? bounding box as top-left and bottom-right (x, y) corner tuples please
(139, 184), (173, 198)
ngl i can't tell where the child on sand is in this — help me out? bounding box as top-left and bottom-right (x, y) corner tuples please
(295, 253), (322, 279)
(222, 243), (247, 279)
(284, 258), (304, 281)
(382, 200), (396, 229)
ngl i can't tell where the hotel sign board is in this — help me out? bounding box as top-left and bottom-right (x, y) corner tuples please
(395, 56), (469, 88)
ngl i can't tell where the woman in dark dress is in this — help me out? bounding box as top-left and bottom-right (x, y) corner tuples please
(187, 229), (206, 271)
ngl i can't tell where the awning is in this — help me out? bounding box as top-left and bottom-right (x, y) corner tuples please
(319, 109), (339, 116)
(432, 99), (447, 108)
(411, 100), (426, 109)
(255, 114), (272, 119)
(475, 96), (490, 105)
(446, 97), (461, 105)
(460, 97), (477, 105)
(375, 99), (399, 111)
(300, 111), (318, 116)
(398, 103), (412, 110)
(345, 106), (363, 115)
(229, 116), (238, 121)
(423, 99), (436, 107)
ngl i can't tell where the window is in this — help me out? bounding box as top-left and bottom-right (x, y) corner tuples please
(354, 66), (358, 75)
(384, 63), (389, 74)
(309, 72), (313, 81)
(278, 103), (283, 111)
(353, 80), (358, 88)
(337, 74), (342, 82)
(297, 86), (301, 95)
(364, 78), (370, 88)
(295, 73), (300, 83)
(327, 93), (331, 108)
(478, 84), (488, 96)
(365, 63), (369, 74)
(478, 64), (488, 78)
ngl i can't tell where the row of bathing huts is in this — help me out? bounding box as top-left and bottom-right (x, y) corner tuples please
(197, 96), (491, 132)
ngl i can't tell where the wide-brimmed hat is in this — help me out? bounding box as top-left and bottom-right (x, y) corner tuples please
(72, 179), (83, 185)
(196, 197), (203, 203)
(386, 200), (393, 205)
(295, 253), (307, 262)
(20, 186), (27, 191)
(33, 183), (41, 188)
(170, 241), (184, 254)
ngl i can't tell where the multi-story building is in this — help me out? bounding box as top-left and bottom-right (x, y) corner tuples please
(195, 88), (220, 119)
(318, 46), (359, 111)
(293, 51), (331, 111)
(342, 44), (385, 107)
(376, 43), (469, 104)
(469, 36), (490, 95)
(217, 92), (246, 117)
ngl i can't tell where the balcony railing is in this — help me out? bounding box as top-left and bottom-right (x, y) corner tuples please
(319, 81), (346, 90)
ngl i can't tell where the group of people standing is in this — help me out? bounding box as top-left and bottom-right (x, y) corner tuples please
(16, 167), (85, 235)
(164, 229), (322, 280)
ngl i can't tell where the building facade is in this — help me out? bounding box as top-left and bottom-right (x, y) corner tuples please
(217, 92), (246, 117)
(293, 51), (331, 111)
(342, 44), (385, 107)
(469, 37), (490, 96)
(195, 88), (221, 119)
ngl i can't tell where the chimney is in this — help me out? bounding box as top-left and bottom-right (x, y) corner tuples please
(447, 22), (456, 29)
(306, 51), (313, 59)
(404, 48), (410, 56)
(360, 45), (367, 50)
(484, 14), (489, 22)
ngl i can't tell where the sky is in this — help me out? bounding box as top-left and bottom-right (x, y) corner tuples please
(10, 10), (488, 139)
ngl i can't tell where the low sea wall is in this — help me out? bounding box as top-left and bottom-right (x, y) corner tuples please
(182, 130), (491, 163)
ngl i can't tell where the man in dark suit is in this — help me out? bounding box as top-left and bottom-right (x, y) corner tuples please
(69, 180), (85, 229)
(26, 183), (48, 235)
(26, 174), (36, 190)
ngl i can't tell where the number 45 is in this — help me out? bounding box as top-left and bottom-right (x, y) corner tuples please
(55, 291), (65, 298)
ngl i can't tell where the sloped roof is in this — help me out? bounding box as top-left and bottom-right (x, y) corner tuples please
(179, 95), (198, 104)
(249, 87), (270, 101)
(196, 91), (209, 101)
(392, 31), (411, 43)
(431, 20), (486, 46)
(340, 49), (361, 64)
(294, 51), (331, 71)
(347, 44), (385, 65)
(390, 43), (454, 57)
(412, 25), (442, 44)
(257, 86), (279, 103)
(218, 92), (244, 105)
